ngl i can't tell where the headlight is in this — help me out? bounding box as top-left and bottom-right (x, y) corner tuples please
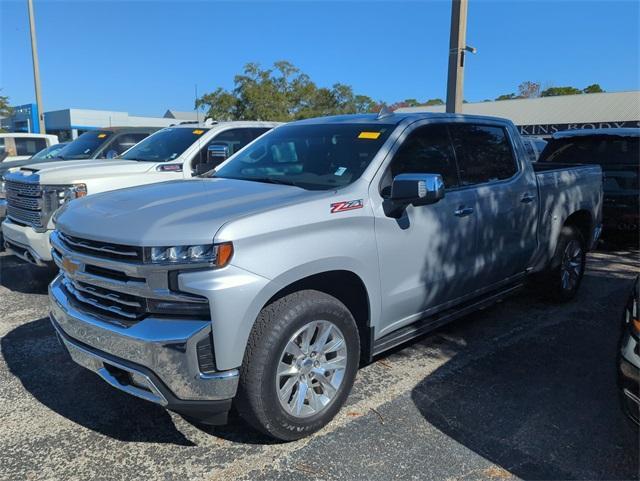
(146, 242), (233, 267)
(58, 183), (87, 204)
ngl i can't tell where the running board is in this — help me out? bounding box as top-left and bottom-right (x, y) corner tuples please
(372, 283), (524, 357)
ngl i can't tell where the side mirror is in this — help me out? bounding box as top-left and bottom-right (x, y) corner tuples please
(208, 144), (229, 164)
(391, 173), (445, 206)
(105, 149), (118, 159)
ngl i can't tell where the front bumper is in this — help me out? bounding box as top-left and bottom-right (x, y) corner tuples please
(49, 275), (239, 418)
(2, 218), (52, 265)
(618, 330), (640, 426)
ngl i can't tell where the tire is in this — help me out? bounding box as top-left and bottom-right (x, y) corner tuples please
(544, 225), (586, 302)
(236, 290), (360, 441)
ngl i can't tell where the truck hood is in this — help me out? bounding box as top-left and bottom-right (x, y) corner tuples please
(6, 159), (155, 184)
(56, 178), (317, 246)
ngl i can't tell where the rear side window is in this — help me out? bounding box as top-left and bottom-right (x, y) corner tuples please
(15, 137), (47, 156)
(0, 139), (5, 155)
(389, 124), (459, 188)
(449, 124), (518, 185)
(195, 127), (272, 167)
(540, 137), (639, 165)
(110, 133), (150, 156)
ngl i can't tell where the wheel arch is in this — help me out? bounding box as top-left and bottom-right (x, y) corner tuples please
(264, 270), (374, 363)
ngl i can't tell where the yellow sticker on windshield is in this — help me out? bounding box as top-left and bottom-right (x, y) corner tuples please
(97, 133), (107, 138)
(358, 131), (381, 140)
(192, 129), (204, 135)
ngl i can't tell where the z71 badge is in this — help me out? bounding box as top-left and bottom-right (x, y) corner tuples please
(330, 199), (364, 213)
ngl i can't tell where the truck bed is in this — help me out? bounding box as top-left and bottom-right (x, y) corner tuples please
(531, 163), (603, 271)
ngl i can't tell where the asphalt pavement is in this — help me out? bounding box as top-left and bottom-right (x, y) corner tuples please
(0, 244), (638, 481)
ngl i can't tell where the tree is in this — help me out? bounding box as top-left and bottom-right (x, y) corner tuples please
(540, 86), (582, 97)
(583, 83), (604, 94)
(197, 61), (372, 121)
(424, 98), (444, 106)
(495, 93), (518, 101)
(518, 81), (541, 98)
(0, 90), (12, 118)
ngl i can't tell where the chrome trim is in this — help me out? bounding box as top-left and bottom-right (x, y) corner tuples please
(58, 231), (140, 258)
(71, 281), (143, 308)
(51, 230), (210, 303)
(52, 321), (169, 406)
(623, 388), (640, 406)
(62, 279), (140, 319)
(49, 276), (239, 401)
(4, 237), (46, 266)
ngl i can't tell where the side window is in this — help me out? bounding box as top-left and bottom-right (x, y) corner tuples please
(0, 139), (5, 155)
(449, 124), (518, 185)
(111, 133), (150, 155)
(195, 128), (254, 168)
(387, 124), (459, 189)
(15, 137), (47, 156)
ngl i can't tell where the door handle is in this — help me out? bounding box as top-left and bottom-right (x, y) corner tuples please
(520, 193), (535, 204)
(454, 206), (474, 217)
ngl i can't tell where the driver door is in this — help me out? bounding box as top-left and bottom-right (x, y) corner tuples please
(372, 122), (479, 337)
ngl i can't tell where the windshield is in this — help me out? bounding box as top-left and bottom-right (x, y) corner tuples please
(539, 136), (639, 165)
(213, 123), (395, 190)
(121, 127), (210, 162)
(56, 131), (112, 160)
(30, 143), (67, 160)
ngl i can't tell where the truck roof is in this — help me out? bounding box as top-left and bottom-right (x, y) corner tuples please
(166, 120), (280, 129)
(552, 128), (640, 139)
(85, 126), (160, 134)
(291, 112), (515, 127)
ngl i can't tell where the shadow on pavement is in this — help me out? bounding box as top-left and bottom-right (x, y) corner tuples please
(0, 254), (57, 295)
(1, 317), (196, 446)
(410, 267), (639, 480)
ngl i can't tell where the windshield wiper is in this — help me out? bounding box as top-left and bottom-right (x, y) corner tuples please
(216, 176), (300, 187)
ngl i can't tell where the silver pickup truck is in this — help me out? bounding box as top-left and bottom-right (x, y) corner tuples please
(49, 112), (603, 440)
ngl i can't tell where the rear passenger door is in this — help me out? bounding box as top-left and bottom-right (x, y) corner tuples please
(448, 123), (538, 288)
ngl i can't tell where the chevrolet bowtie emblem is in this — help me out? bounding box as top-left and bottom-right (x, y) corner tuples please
(61, 257), (81, 275)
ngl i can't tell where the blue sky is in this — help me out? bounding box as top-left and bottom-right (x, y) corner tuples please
(1, 0), (639, 117)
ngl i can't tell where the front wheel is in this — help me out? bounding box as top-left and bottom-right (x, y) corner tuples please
(236, 290), (360, 441)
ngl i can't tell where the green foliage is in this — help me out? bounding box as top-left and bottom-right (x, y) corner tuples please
(540, 86), (583, 97)
(0, 90), (12, 118)
(583, 83), (604, 94)
(424, 98), (444, 106)
(495, 93), (518, 101)
(197, 61), (379, 121)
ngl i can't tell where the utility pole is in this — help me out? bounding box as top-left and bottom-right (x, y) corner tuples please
(446, 0), (469, 113)
(27, 0), (45, 133)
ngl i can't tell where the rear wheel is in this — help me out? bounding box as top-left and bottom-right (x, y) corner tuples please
(545, 225), (586, 301)
(236, 290), (360, 441)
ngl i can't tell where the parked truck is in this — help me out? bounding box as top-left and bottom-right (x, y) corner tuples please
(49, 112), (603, 440)
(3, 122), (277, 266)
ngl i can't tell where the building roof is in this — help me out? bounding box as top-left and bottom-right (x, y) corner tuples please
(396, 91), (640, 125)
(163, 110), (202, 121)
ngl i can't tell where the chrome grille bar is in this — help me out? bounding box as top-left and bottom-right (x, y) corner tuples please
(58, 231), (142, 260)
(62, 279), (140, 320)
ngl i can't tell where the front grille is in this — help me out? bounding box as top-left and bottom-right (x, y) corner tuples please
(58, 231), (144, 262)
(54, 230), (211, 325)
(62, 277), (146, 322)
(5, 180), (43, 228)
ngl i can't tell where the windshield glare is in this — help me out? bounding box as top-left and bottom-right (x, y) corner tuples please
(56, 131), (112, 160)
(121, 127), (210, 162)
(213, 123), (394, 190)
(31, 143), (66, 160)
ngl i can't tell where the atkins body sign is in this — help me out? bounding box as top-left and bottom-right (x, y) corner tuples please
(518, 120), (640, 136)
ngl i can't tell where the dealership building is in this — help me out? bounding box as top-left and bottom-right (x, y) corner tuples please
(397, 90), (640, 137)
(1, 105), (202, 140)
